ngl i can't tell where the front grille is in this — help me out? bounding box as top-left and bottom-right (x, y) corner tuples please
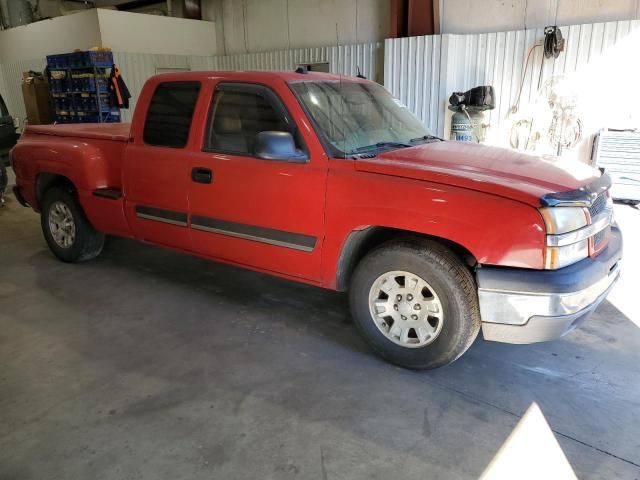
(593, 227), (608, 249)
(588, 191), (611, 253)
(589, 193), (607, 219)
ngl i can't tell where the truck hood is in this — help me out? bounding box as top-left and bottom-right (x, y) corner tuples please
(355, 141), (601, 206)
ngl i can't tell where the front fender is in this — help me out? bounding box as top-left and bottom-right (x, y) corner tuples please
(322, 166), (546, 289)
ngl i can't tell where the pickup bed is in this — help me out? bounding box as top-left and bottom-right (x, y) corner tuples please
(11, 71), (622, 369)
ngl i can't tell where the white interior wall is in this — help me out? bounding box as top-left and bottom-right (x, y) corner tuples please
(0, 9), (220, 63)
(0, 9), (221, 121)
(204, 0), (390, 55)
(97, 9), (220, 56)
(441, 0), (640, 33)
(0, 9), (101, 63)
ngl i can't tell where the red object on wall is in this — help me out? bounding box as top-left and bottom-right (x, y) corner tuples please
(408, 0), (435, 36)
(391, 0), (435, 38)
(390, 0), (408, 38)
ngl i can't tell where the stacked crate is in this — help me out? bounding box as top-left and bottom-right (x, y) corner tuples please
(46, 51), (120, 124)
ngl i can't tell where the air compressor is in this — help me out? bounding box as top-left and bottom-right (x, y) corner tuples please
(449, 107), (486, 142)
(448, 86), (495, 143)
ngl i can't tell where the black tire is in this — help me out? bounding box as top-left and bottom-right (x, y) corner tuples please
(41, 186), (105, 262)
(0, 163), (8, 196)
(349, 238), (480, 370)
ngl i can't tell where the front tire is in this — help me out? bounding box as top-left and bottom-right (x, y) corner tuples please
(349, 239), (480, 369)
(41, 186), (105, 262)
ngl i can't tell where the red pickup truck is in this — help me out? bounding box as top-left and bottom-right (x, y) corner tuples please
(11, 71), (622, 369)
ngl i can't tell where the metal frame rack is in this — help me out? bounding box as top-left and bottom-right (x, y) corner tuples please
(46, 51), (120, 124)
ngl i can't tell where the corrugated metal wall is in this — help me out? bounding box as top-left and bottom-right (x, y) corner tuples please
(112, 53), (216, 122)
(384, 35), (442, 133)
(114, 43), (380, 121)
(214, 43), (382, 81)
(384, 19), (640, 138)
(0, 42), (381, 123)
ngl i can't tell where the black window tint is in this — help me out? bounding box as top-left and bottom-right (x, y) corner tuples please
(143, 82), (200, 148)
(205, 90), (290, 154)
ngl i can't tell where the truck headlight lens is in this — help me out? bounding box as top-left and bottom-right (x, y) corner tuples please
(544, 239), (589, 269)
(540, 207), (590, 269)
(539, 207), (588, 234)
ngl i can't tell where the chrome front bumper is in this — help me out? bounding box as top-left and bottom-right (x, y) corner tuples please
(478, 225), (623, 344)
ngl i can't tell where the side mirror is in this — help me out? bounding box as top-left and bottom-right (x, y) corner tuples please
(254, 131), (307, 162)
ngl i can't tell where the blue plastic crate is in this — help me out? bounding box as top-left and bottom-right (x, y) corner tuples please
(83, 51), (113, 67)
(48, 78), (64, 93)
(47, 52), (85, 69)
(71, 95), (87, 112)
(55, 114), (72, 124)
(54, 97), (71, 111)
(46, 54), (66, 69)
(97, 94), (111, 109)
(101, 110), (121, 123)
(82, 77), (108, 93)
(72, 93), (111, 112)
(68, 52), (85, 68)
(47, 51), (113, 69)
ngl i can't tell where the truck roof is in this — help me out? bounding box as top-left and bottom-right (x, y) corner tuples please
(150, 70), (366, 83)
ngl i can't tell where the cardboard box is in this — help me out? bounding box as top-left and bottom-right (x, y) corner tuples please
(21, 73), (54, 125)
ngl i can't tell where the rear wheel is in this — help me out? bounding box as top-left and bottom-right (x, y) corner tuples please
(349, 239), (480, 369)
(41, 186), (104, 262)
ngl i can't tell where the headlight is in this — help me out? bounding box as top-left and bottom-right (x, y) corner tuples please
(539, 207), (588, 234)
(540, 207), (589, 269)
(544, 239), (589, 269)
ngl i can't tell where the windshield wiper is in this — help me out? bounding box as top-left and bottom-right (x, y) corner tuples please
(350, 141), (412, 155)
(409, 135), (442, 143)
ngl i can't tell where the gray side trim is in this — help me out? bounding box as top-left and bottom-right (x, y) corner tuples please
(191, 215), (316, 252)
(135, 205), (188, 227)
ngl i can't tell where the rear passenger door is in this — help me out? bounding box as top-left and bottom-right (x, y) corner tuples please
(188, 82), (327, 281)
(123, 81), (201, 251)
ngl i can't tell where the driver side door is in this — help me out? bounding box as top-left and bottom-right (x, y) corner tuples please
(188, 81), (328, 282)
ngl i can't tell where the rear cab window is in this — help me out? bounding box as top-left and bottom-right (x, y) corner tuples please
(143, 81), (201, 148)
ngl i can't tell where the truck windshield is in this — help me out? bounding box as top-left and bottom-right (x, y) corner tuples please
(289, 80), (437, 157)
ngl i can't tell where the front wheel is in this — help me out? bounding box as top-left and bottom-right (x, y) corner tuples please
(41, 186), (105, 262)
(349, 239), (480, 369)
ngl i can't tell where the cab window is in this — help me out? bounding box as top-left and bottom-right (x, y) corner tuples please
(143, 81), (200, 148)
(204, 83), (305, 158)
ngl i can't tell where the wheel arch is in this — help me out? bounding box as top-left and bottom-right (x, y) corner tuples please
(335, 226), (477, 291)
(36, 172), (77, 210)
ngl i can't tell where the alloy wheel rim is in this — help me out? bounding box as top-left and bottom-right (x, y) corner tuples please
(368, 270), (444, 348)
(48, 201), (76, 249)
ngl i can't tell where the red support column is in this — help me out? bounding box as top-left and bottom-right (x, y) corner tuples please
(390, 0), (408, 38)
(407, 0), (435, 36)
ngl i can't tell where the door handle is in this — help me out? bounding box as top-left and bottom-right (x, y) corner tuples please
(191, 167), (213, 184)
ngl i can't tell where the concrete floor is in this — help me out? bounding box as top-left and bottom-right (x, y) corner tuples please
(1, 193), (639, 480)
